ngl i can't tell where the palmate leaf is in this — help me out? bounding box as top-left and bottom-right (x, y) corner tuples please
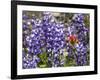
(38, 52), (48, 68)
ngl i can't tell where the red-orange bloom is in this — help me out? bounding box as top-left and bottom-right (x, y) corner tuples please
(67, 35), (79, 44)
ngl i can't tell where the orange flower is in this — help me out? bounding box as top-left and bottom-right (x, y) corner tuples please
(67, 35), (79, 45)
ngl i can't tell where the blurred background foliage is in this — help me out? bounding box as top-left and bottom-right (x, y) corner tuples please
(23, 11), (90, 28)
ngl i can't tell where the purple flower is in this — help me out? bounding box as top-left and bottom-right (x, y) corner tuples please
(66, 14), (89, 66)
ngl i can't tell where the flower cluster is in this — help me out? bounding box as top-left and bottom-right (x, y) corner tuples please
(22, 12), (90, 68)
(22, 12), (66, 68)
(42, 12), (66, 67)
(22, 12), (45, 68)
(66, 14), (89, 66)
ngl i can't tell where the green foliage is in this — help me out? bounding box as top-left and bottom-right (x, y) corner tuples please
(38, 52), (48, 68)
(84, 14), (90, 27)
(64, 56), (76, 67)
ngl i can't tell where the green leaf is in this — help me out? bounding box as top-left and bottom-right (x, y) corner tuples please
(38, 52), (48, 68)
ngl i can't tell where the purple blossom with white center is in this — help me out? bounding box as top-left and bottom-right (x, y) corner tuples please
(22, 13), (44, 68)
(25, 19), (43, 55)
(22, 52), (40, 69)
(66, 14), (89, 66)
(74, 42), (88, 66)
(42, 12), (66, 67)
